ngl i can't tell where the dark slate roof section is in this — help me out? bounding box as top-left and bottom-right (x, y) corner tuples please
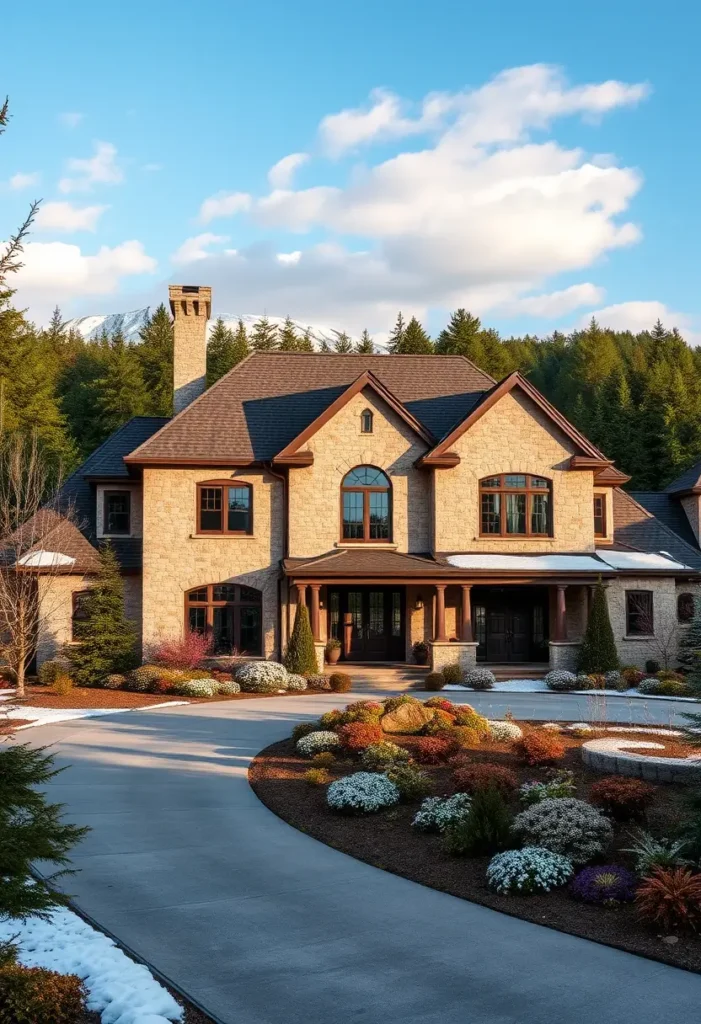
(612, 489), (701, 570)
(58, 417), (168, 571)
(629, 491), (700, 550)
(128, 354), (495, 464)
(664, 460), (701, 495)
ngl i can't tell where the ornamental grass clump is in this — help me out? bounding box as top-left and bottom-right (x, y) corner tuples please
(589, 777), (655, 821)
(545, 670), (578, 692)
(453, 763), (518, 797)
(311, 751), (336, 768)
(487, 720), (523, 743)
(236, 661), (288, 693)
(571, 865), (637, 905)
(361, 741), (410, 772)
(516, 731), (565, 766)
(327, 772), (399, 813)
(463, 668), (495, 690)
(487, 847), (573, 895)
(622, 830), (690, 875)
(443, 787), (512, 857)
(296, 731), (342, 757)
(304, 768), (331, 786)
(636, 868), (701, 932)
(337, 721), (383, 752)
(384, 763), (432, 801)
(329, 672), (353, 693)
(519, 769), (576, 806)
(512, 798), (613, 864)
(412, 792), (472, 833)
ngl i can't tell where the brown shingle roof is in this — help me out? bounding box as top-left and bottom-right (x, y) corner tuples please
(126, 353), (494, 465)
(284, 549), (449, 578)
(2, 509), (101, 574)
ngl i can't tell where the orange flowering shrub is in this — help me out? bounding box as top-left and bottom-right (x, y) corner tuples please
(453, 763), (518, 796)
(337, 722), (383, 751)
(516, 731), (565, 766)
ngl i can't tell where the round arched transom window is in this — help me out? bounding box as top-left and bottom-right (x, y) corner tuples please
(479, 474), (552, 537)
(341, 466), (391, 542)
(186, 583), (262, 655)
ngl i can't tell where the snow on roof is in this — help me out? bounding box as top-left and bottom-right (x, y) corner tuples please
(18, 550), (76, 568)
(446, 554), (606, 571)
(595, 550), (689, 571)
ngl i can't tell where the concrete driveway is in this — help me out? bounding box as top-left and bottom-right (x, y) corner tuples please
(29, 692), (701, 1024)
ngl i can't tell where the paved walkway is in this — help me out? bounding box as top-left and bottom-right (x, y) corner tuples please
(29, 692), (701, 1024)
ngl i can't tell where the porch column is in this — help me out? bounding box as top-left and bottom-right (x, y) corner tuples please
(297, 583), (307, 607)
(310, 584), (321, 641)
(554, 584), (568, 642)
(434, 584), (447, 642)
(461, 584), (474, 642)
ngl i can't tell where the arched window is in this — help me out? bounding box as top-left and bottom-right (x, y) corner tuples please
(186, 583), (262, 655)
(360, 408), (374, 434)
(341, 465), (391, 542)
(479, 474), (552, 537)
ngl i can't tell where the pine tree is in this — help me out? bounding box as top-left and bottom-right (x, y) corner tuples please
(137, 304), (173, 415)
(435, 309), (486, 364)
(332, 330), (353, 353)
(95, 330), (148, 435)
(355, 329), (375, 354)
(679, 598), (701, 668)
(278, 316), (300, 351)
(206, 317), (237, 385)
(387, 312), (406, 354)
(250, 316), (278, 352)
(66, 543), (138, 685)
(0, 744), (90, 920)
(58, 342), (112, 458)
(44, 305), (67, 351)
(577, 578), (619, 673)
(284, 603), (318, 675)
(298, 326), (315, 352)
(319, 338), (331, 353)
(396, 316), (433, 354)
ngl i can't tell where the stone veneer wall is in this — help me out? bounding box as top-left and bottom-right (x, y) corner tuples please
(434, 390), (595, 552)
(287, 388), (430, 557)
(141, 467), (283, 658)
(606, 576), (679, 669)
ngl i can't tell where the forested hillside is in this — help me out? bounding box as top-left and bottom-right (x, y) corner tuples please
(2, 293), (700, 491)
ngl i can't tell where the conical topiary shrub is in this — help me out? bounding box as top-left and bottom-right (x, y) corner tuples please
(284, 603), (318, 675)
(577, 578), (619, 673)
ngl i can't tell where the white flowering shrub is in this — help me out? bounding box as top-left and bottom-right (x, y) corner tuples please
(286, 674), (308, 691)
(412, 793), (472, 833)
(605, 670), (622, 688)
(463, 668), (495, 690)
(545, 670), (578, 692)
(327, 772), (399, 813)
(176, 678), (218, 697)
(235, 661), (288, 693)
(487, 720), (523, 742)
(541, 722), (562, 731)
(296, 731), (341, 757)
(512, 797), (613, 864)
(487, 847), (573, 895)
(565, 722), (593, 736)
(216, 680), (241, 695)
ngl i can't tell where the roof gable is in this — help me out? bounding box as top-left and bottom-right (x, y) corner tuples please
(665, 460), (701, 496)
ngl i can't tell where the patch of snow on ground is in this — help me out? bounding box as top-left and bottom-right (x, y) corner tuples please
(442, 680), (698, 701)
(0, 907), (183, 1024)
(1, 700), (190, 728)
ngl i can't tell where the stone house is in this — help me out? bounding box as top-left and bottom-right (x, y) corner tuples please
(32, 284), (701, 675)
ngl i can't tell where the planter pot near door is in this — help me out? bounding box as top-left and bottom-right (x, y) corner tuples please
(325, 642), (341, 665)
(412, 641), (430, 665)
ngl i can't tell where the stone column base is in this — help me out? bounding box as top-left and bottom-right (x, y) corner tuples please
(549, 641), (581, 671)
(313, 642), (326, 674)
(430, 641), (479, 673)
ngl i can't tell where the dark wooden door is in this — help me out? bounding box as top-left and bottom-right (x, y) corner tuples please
(510, 608), (530, 660)
(485, 603), (535, 662)
(486, 608), (508, 661)
(333, 587), (405, 661)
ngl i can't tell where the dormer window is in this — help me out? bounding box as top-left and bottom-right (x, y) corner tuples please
(593, 494), (606, 538)
(104, 491), (131, 535)
(361, 408), (374, 434)
(479, 474), (552, 537)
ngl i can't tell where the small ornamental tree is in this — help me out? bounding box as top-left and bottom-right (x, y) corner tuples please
(0, 744), (89, 920)
(66, 542), (138, 685)
(284, 603), (318, 675)
(577, 578), (619, 673)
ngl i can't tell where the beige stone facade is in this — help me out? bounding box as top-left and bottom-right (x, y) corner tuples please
(36, 575), (93, 665)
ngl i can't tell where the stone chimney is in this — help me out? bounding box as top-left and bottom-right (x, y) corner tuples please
(169, 284), (211, 414)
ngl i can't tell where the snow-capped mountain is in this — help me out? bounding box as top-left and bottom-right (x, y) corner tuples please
(63, 308), (346, 348)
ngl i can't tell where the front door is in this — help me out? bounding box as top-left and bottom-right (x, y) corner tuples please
(328, 587), (405, 661)
(476, 587), (549, 663)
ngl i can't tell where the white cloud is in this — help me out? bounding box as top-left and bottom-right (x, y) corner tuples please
(171, 233), (229, 265)
(319, 88), (454, 157)
(579, 301), (699, 341)
(504, 283), (605, 317)
(34, 201), (108, 233)
(8, 172), (40, 190)
(198, 191), (251, 224)
(58, 142), (123, 193)
(58, 112), (84, 129)
(268, 152), (309, 189)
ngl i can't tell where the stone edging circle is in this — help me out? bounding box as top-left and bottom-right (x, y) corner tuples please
(582, 734), (701, 784)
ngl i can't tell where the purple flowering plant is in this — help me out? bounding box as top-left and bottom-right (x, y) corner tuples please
(571, 865), (637, 905)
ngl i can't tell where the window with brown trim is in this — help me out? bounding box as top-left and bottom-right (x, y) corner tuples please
(593, 494), (606, 538)
(104, 490), (131, 535)
(71, 591), (92, 640)
(197, 482), (253, 535)
(341, 465), (391, 542)
(678, 592), (695, 623)
(479, 474), (552, 537)
(626, 590), (654, 636)
(360, 408), (374, 434)
(186, 583), (262, 655)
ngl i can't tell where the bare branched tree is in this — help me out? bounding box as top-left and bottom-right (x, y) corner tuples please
(0, 96), (41, 285)
(628, 592), (679, 670)
(0, 434), (76, 697)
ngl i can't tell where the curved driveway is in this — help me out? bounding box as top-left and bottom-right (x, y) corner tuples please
(30, 692), (701, 1024)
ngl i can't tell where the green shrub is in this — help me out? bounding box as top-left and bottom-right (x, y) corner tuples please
(304, 768), (331, 786)
(319, 708), (343, 729)
(443, 786), (512, 857)
(657, 670), (684, 682)
(385, 763), (432, 801)
(441, 664), (463, 685)
(361, 741), (410, 771)
(291, 721), (321, 744)
(639, 677), (692, 697)
(382, 695), (421, 713)
(424, 672), (445, 691)
(0, 964), (87, 1024)
(284, 603), (318, 675)
(329, 672), (352, 693)
(37, 660), (65, 686)
(50, 674), (74, 697)
(311, 751), (336, 768)
(102, 673), (127, 690)
(453, 708), (489, 738)
(577, 577), (619, 673)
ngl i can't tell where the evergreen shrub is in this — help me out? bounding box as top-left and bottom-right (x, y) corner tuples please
(284, 604), (318, 676)
(577, 578), (619, 674)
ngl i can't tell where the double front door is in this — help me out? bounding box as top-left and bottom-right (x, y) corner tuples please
(327, 587), (405, 661)
(474, 586), (549, 663)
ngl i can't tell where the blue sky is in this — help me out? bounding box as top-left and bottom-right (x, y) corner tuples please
(2, 0), (700, 342)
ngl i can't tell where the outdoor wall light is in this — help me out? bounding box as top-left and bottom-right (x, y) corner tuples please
(414, 595), (424, 611)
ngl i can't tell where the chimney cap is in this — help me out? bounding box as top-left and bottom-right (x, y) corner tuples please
(168, 284), (212, 319)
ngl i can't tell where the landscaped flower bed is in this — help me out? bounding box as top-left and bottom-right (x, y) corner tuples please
(250, 697), (701, 973)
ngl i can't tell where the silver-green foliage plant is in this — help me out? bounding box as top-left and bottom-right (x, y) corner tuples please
(235, 661), (288, 693)
(487, 847), (573, 895)
(512, 797), (613, 864)
(519, 770), (576, 806)
(412, 793), (472, 832)
(622, 829), (689, 875)
(360, 741), (410, 771)
(296, 731), (341, 757)
(327, 772), (400, 813)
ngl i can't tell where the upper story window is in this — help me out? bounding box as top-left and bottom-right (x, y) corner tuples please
(104, 490), (131, 535)
(360, 408), (374, 434)
(341, 465), (391, 542)
(197, 481), (253, 535)
(593, 494), (606, 538)
(479, 474), (552, 537)
(626, 590), (654, 636)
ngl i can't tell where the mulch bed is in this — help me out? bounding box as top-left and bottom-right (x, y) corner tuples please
(4, 684), (330, 711)
(250, 723), (701, 974)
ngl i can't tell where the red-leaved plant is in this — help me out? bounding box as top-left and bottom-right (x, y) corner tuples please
(589, 776), (655, 821)
(147, 631), (213, 670)
(453, 762), (519, 796)
(413, 735), (460, 764)
(516, 731), (565, 766)
(636, 868), (701, 932)
(337, 722), (383, 752)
